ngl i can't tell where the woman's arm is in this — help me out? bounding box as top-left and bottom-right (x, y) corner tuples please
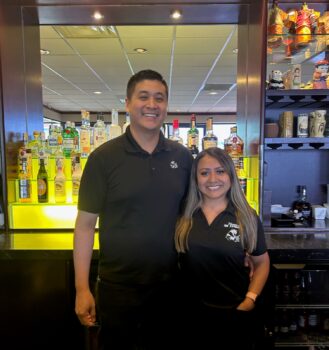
(237, 251), (270, 311)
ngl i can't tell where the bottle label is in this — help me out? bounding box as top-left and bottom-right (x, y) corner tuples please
(72, 179), (80, 196)
(19, 179), (31, 199)
(203, 140), (217, 149)
(37, 179), (47, 196)
(188, 134), (199, 148)
(80, 130), (91, 153)
(55, 179), (66, 197)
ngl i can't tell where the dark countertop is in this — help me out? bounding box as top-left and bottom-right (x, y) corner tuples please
(1, 227), (329, 262)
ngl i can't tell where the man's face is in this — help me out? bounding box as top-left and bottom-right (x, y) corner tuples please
(126, 79), (168, 132)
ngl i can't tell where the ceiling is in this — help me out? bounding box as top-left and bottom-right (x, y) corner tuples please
(40, 24), (238, 114)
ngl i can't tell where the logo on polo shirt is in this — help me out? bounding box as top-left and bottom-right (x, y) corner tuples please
(224, 222), (240, 243)
(170, 161), (178, 169)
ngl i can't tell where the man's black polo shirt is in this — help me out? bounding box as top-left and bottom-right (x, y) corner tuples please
(78, 126), (193, 285)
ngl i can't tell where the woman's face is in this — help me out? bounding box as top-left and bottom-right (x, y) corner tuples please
(197, 154), (231, 202)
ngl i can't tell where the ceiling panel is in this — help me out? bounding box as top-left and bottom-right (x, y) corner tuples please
(40, 24), (238, 113)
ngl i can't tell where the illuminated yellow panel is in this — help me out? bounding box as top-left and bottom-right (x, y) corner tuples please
(12, 233), (99, 250)
(9, 204), (78, 229)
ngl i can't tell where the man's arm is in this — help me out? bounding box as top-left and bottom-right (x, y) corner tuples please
(73, 210), (98, 326)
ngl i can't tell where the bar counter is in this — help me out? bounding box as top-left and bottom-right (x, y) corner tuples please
(1, 227), (329, 255)
(1, 226), (329, 349)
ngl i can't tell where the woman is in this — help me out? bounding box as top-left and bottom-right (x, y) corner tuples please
(175, 147), (270, 349)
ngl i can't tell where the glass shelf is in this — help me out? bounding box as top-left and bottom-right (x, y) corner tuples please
(267, 34), (328, 65)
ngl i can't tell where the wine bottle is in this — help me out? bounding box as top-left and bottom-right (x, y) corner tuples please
(187, 114), (199, 158)
(37, 158), (48, 203)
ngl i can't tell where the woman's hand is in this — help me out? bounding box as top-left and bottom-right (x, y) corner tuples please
(236, 297), (255, 312)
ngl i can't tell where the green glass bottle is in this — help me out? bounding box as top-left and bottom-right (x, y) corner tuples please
(37, 158), (48, 203)
(188, 114), (199, 158)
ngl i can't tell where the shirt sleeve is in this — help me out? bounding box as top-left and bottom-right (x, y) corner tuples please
(78, 151), (107, 214)
(252, 215), (268, 256)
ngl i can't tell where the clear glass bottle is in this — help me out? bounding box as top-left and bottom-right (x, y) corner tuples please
(38, 131), (49, 166)
(169, 119), (183, 144)
(37, 158), (48, 203)
(29, 130), (41, 159)
(80, 110), (91, 158)
(54, 157), (66, 203)
(93, 113), (107, 149)
(18, 132), (32, 179)
(202, 117), (218, 150)
(187, 114), (199, 157)
(292, 185), (311, 221)
(18, 159), (32, 203)
(72, 154), (82, 203)
(109, 108), (122, 140)
(122, 112), (130, 133)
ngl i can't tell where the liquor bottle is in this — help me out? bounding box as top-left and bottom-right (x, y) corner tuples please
(292, 185), (311, 221)
(48, 125), (59, 157)
(29, 130), (41, 159)
(224, 126), (244, 158)
(38, 131), (49, 166)
(18, 159), (32, 203)
(281, 271), (291, 304)
(122, 112), (130, 133)
(18, 132), (32, 178)
(202, 117), (218, 150)
(80, 110), (91, 158)
(224, 126), (244, 172)
(187, 114), (199, 158)
(62, 121), (74, 158)
(93, 113), (107, 149)
(237, 156), (247, 195)
(279, 309), (289, 336)
(72, 154), (82, 203)
(109, 109), (122, 140)
(71, 122), (80, 154)
(308, 309), (320, 333)
(291, 271), (301, 304)
(37, 158), (48, 203)
(169, 119), (183, 144)
(54, 157), (66, 203)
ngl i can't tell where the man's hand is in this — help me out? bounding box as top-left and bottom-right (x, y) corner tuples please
(244, 253), (254, 280)
(75, 289), (97, 327)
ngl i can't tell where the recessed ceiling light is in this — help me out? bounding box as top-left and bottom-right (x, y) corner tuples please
(93, 91), (102, 95)
(93, 12), (104, 20)
(232, 48), (238, 54)
(134, 48), (147, 54)
(209, 91), (218, 95)
(40, 49), (50, 55)
(170, 10), (182, 19)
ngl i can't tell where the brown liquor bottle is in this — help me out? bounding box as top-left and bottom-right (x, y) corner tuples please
(292, 185), (311, 221)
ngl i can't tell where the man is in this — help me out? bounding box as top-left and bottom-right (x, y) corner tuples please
(73, 69), (193, 349)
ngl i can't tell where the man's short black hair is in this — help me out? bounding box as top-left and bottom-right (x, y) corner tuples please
(126, 69), (168, 99)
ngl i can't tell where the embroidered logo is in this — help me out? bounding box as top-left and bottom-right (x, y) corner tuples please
(224, 222), (240, 243)
(170, 161), (178, 169)
(225, 229), (240, 243)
